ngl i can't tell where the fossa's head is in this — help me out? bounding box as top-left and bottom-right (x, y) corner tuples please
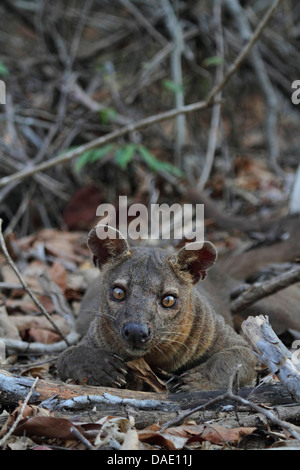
(88, 225), (217, 359)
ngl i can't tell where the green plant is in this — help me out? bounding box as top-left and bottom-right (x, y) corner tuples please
(202, 56), (224, 68)
(0, 60), (9, 77)
(74, 142), (184, 178)
(162, 79), (184, 94)
(99, 107), (118, 124)
(74, 144), (115, 172)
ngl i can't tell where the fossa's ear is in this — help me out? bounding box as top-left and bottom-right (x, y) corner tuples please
(175, 241), (217, 284)
(88, 224), (130, 269)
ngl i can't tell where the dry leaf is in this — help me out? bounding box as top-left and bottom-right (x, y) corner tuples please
(49, 261), (67, 292)
(121, 429), (140, 450)
(94, 416), (135, 447)
(201, 424), (256, 446)
(126, 358), (167, 392)
(25, 327), (62, 345)
(166, 423), (256, 446)
(138, 424), (187, 450)
(20, 364), (50, 379)
(0, 404), (50, 438)
(13, 416), (92, 441)
(0, 304), (21, 340)
(7, 437), (36, 450)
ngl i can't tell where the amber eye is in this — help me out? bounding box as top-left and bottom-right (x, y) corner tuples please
(161, 294), (177, 308)
(111, 286), (126, 302)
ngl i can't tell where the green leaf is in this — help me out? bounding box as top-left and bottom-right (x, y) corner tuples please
(138, 145), (184, 178)
(114, 144), (137, 169)
(162, 79), (184, 94)
(138, 145), (159, 170)
(75, 144), (114, 172)
(202, 56), (224, 68)
(99, 107), (118, 124)
(0, 60), (9, 77)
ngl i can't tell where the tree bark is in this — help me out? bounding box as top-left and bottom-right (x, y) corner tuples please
(242, 315), (300, 402)
(0, 370), (296, 410)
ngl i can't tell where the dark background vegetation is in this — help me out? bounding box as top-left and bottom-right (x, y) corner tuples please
(0, 0), (299, 238)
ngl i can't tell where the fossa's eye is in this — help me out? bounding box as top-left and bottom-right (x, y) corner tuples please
(161, 294), (177, 308)
(111, 286), (126, 302)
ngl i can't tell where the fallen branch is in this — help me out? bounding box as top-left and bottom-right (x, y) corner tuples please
(0, 370), (296, 411)
(0, 0), (283, 189)
(0, 330), (79, 356)
(241, 315), (300, 403)
(230, 266), (300, 314)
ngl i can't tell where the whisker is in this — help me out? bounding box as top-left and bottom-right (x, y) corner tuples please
(157, 334), (190, 353)
(153, 344), (167, 356)
(155, 331), (190, 337)
(155, 323), (195, 331)
(94, 312), (116, 321)
(168, 339), (189, 351)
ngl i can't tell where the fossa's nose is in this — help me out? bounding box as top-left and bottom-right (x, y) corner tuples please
(122, 322), (152, 348)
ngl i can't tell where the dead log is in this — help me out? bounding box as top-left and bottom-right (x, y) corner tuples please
(242, 315), (300, 402)
(0, 369), (296, 411)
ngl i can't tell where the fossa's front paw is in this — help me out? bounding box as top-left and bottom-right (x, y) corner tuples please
(57, 346), (128, 387)
(170, 369), (214, 393)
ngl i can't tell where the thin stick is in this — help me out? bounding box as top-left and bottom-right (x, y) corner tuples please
(160, 369), (300, 442)
(70, 426), (94, 450)
(0, 99), (217, 189)
(225, 0), (282, 176)
(242, 315), (300, 403)
(119, 0), (167, 47)
(161, 0), (186, 167)
(0, 0), (283, 189)
(205, 0), (284, 103)
(198, 0), (224, 189)
(230, 266), (300, 314)
(0, 377), (39, 449)
(0, 219), (70, 346)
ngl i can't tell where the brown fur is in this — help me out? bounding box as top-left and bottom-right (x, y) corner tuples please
(57, 226), (256, 391)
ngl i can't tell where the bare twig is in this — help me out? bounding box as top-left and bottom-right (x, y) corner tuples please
(0, 0), (283, 189)
(161, 0), (186, 167)
(290, 164), (300, 214)
(242, 315), (300, 403)
(0, 98), (218, 189)
(160, 366), (300, 441)
(70, 82), (130, 125)
(0, 330), (79, 356)
(119, 0), (167, 47)
(0, 219), (70, 346)
(198, 0), (224, 189)
(224, 0), (283, 176)
(230, 266), (300, 314)
(70, 425), (95, 450)
(205, 0), (283, 103)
